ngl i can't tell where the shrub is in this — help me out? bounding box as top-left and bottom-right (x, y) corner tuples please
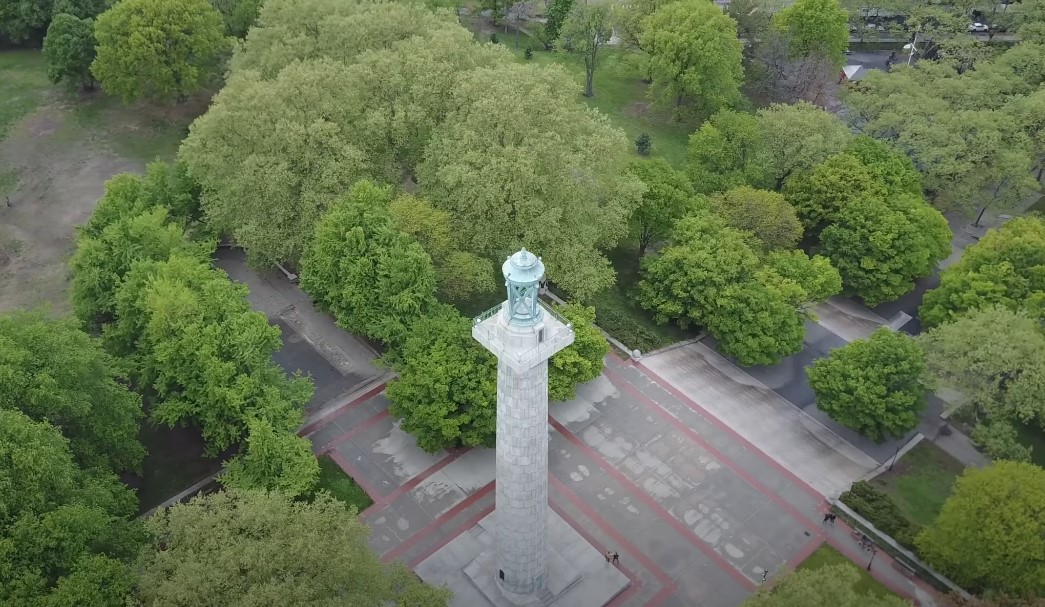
(524, 47), (534, 59)
(636, 132), (652, 156)
(839, 481), (920, 548)
(592, 295), (663, 353)
(490, 32), (499, 43)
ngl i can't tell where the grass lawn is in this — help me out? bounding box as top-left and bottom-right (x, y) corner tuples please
(64, 91), (200, 163)
(0, 50), (51, 139)
(463, 19), (696, 168)
(797, 544), (901, 600)
(870, 441), (965, 528)
(311, 455), (374, 512)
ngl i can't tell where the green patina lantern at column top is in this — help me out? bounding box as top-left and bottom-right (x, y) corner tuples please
(502, 249), (544, 327)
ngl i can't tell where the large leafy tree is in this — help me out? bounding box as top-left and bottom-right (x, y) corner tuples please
(786, 142), (951, 306)
(919, 307), (1045, 443)
(820, 194), (951, 306)
(182, 33), (503, 268)
(755, 101), (851, 190)
(771, 0), (849, 69)
(71, 205), (205, 332)
(807, 328), (929, 441)
(709, 186), (803, 251)
(920, 217), (1045, 328)
(626, 159), (704, 257)
(0, 312), (144, 473)
(917, 461), (1045, 596)
(686, 109), (767, 194)
(549, 305), (609, 402)
(557, 1), (613, 98)
(300, 181), (439, 346)
(0, 0), (51, 42)
(842, 59), (1039, 220)
(742, 563), (909, 607)
(91, 0), (228, 102)
(136, 490), (452, 606)
(220, 417), (319, 497)
(43, 13), (96, 90)
(0, 410), (142, 607)
(638, 210), (839, 365)
(641, 0), (744, 118)
(418, 62), (643, 300)
(388, 194), (495, 302)
(107, 253), (313, 456)
(230, 0), (460, 78)
(385, 308), (497, 453)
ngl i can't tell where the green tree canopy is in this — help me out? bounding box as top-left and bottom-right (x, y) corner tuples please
(43, 13), (96, 90)
(686, 109), (767, 194)
(0, 0), (51, 42)
(0, 409), (142, 607)
(641, 0), (744, 118)
(549, 304), (609, 402)
(418, 62), (643, 300)
(0, 312), (144, 473)
(771, 0), (850, 69)
(917, 461), (1045, 596)
(742, 563), (910, 607)
(384, 308), (497, 453)
(920, 217), (1045, 328)
(208, 0), (261, 37)
(819, 193), (951, 306)
(182, 32), (503, 268)
(626, 158), (704, 256)
(807, 328), (929, 441)
(230, 0), (460, 78)
(755, 102), (851, 190)
(920, 306), (1045, 435)
(388, 194), (495, 302)
(107, 254), (313, 456)
(638, 210), (839, 365)
(71, 204), (205, 331)
(91, 0), (229, 102)
(710, 186), (803, 251)
(300, 181), (439, 346)
(220, 417), (319, 497)
(136, 490), (452, 606)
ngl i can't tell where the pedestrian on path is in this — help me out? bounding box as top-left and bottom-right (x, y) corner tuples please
(612, 552), (619, 565)
(605, 550), (613, 563)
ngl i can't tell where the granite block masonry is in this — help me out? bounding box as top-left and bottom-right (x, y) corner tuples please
(472, 249), (574, 601)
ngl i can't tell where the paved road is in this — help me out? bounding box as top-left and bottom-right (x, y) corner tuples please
(306, 357), (937, 606)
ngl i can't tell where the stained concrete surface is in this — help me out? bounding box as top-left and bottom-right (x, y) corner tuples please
(639, 343), (877, 498)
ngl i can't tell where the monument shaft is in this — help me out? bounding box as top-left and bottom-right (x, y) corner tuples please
(496, 347), (549, 594)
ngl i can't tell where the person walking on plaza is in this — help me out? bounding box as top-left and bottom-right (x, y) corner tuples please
(612, 552), (619, 565)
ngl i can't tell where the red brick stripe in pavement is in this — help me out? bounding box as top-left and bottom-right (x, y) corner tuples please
(549, 415), (758, 591)
(549, 475), (677, 607)
(602, 365), (823, 534)
(407, 503), (496, 569)
(316, 409), (390, 454)
(381, 482), (496, 564)
(360, 448), (470, 516)
(300, 381), (387, 436)
(622, 358), (825, 502)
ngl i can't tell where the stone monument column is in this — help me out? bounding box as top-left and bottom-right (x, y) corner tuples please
(472, 249), (574, 601)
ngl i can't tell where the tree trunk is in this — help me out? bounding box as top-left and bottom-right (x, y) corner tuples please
(974, 204), (989, 228)
(584, 67), (594, 97)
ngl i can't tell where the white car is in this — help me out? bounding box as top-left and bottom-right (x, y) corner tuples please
(968, 22), (990, 32)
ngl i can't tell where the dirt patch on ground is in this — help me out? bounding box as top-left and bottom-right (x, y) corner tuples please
(625, 101), (651, 118)
(0, 104), (141, 314)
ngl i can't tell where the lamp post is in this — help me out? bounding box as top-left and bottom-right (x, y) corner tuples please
(866, 544), (878, 571)
(887, 445), (901, 471)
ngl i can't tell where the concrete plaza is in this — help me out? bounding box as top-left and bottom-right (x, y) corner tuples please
(305, 356), (936, 607)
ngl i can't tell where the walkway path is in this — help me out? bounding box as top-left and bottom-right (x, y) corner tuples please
(306, 356), (937, 606)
